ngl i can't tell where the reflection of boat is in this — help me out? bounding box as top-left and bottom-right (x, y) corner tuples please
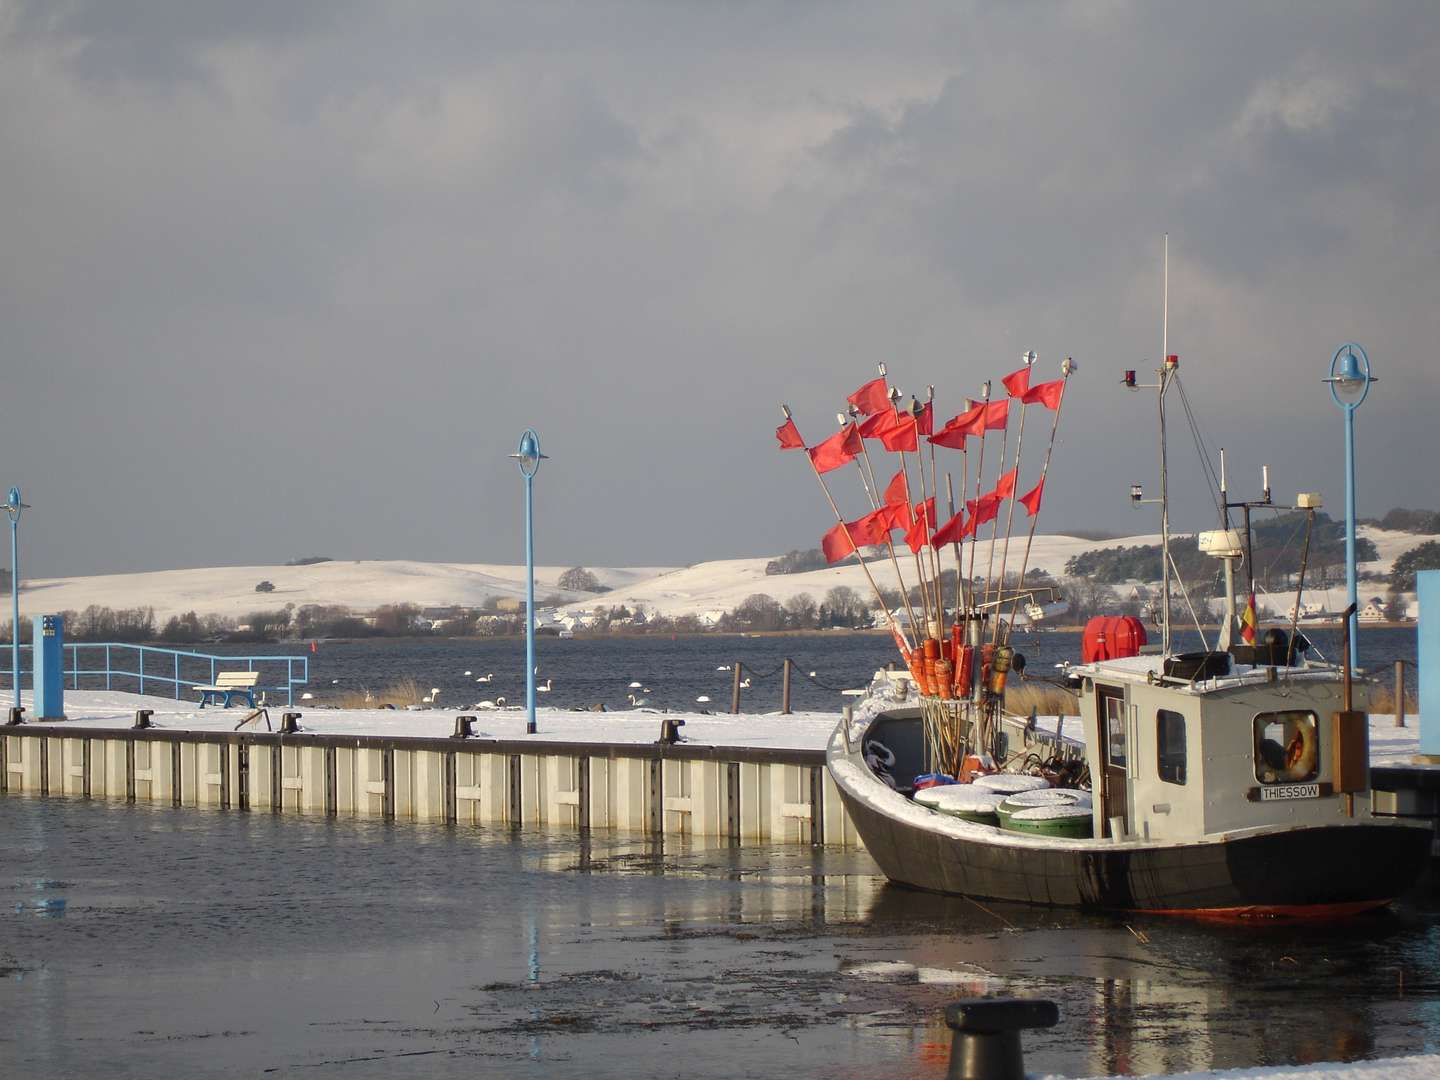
(830, 643), (1431, 917)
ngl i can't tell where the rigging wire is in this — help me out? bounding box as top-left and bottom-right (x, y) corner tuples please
(1174, 374), (1223, 518)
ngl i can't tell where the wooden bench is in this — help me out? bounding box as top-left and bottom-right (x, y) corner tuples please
(193, 671), (261, 709)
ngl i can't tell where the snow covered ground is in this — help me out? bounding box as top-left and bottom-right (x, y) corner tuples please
(13, 690), (1429, 765)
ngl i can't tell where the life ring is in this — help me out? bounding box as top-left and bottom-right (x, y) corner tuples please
(1279, 718), (1318, 782)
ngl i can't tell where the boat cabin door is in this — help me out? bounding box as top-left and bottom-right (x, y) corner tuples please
(1096, 685), (1130, 838)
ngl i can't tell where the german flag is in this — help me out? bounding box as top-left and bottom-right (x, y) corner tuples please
(1240, 591), (1258, 644)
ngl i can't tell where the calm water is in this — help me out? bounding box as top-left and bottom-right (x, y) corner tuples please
(59, 625), (1420, 714)
(2, 796), (1439, 1079)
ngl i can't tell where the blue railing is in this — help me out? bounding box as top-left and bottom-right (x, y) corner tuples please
(6, 643), (309, 706)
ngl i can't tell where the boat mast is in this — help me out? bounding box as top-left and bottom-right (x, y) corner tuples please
(1159, 235), (1173, 656)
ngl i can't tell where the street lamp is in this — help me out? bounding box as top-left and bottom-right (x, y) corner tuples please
(1324, 343), (1375, 670)
(510, 430), (547, 735)
(5, 487), (29, 710)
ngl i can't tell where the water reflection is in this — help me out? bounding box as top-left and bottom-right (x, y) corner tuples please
(1, 795), (1437, 1079)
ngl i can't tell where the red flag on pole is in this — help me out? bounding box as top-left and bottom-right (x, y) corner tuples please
(1240, 592), (1258, 644)
(1018, 476), (1045, 516)
(1001, 366), (1031, 398)
(848, 378), (890, 416)
(994, 468), (1018, 499)
(983, 399), (1009, 431)
(965, 491), (1003, 529)
(775, 417), (804, 450)
(931, 510), (967, 547)
(1021, 379), (1064, 410)
(929, 403), (986, 448)
(821, 510), (891, 563)
(915, 401), (933, 436)
(883, 469), (910, 508)
(904, 498), (935, 553)
(879, 413), (918, 453)
(808, 425), (863, 473)
(859, 409), (900, 439)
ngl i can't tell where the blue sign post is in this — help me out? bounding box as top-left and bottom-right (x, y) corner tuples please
(1325, 345), (1374, 671)
(32, 615), (65, 721)
(5, 487), (28, 710)
(511, 430), (546, 736)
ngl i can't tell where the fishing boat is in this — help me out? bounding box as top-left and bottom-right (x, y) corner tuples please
(782, 247), (1430, 917)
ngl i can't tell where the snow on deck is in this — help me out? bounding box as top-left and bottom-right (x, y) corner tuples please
(13, 690), (838, 750)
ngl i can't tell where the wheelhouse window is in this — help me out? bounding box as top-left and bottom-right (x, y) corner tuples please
(1157, 710), (1186, 785)
(1104, 695), (1127, 767)
(1253, 711), (1320, 785)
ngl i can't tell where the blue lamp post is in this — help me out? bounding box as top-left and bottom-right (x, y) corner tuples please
(510, 430), (546, 735)
(5, 487), (29, 710)
(1325, 344), (1375, 670)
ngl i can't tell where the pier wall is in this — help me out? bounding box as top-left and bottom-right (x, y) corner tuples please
(0, 725), (865, 849)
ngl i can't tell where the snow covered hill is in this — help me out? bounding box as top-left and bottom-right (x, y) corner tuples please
(12, 525), (1427, 624)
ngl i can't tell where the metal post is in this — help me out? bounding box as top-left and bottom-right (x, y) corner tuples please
(511, 429), (546, 737)
(9, 505), (18, 710)
(1344, 407), (1359, 669)
(524, 468), (536, 735)
(1396, 659), (1406, 728)
(781, 658), (793, 715)
(731, 662), (743, 714)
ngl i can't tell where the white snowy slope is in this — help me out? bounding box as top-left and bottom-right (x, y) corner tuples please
(14, 523), (1429, 625)
(1074, 1053), (1440, 1079)
(17, 561), (675, 624)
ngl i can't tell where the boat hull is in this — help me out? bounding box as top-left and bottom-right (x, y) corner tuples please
(831, 723), (1431, 918)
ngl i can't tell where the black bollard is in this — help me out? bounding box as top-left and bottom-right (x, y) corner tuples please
(5, 706), (23, 725)
(656, 716), (685, 745)
(944, 998), (1059, 1080)
(280, 712), (302, 734)
(452, 715), (476, 739)
(132, 709), (153, 730)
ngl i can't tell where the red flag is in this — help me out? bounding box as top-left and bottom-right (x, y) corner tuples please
(775, 417), (804, 450)
(965, 491), (1002, 529)
(983, 399), (1009, 431)
(1001, 366), (1031, 398)
(904, 498), (935, 553)
(1019, 476), (1045, 516)
(859, 408), (900, 439)
(1021, 379), (1064, 410)
(808, 425), (862, 473)
(929, 403), (986, 448)
(821, 510), (890, 563)
(931, 510), (967, 547)
(994, 468), (1018, 499)
(848, 378), (890, 416)
(915, 401), (933, 436)
(1240, 591), (1258, 644)
(883, 469), (909, 508)
(879, 413), (918, 453)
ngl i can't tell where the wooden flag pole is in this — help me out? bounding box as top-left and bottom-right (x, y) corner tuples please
(990, 357), (1038, 644)
(853, 422), (922, 640)
(981, 397), (1014, 613)
(1004, 361), (1075, 627)
(890, 390), (935, 637)
(783, 406), (913, 655)
(925, 386), (946, 632)
(963, 382), (992, 608)
(946, 470), (969, 636)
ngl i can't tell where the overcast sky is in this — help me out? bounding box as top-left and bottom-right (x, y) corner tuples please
(3, 1), (1438, 578)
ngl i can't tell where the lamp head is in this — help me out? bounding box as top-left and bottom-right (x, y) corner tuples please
(511, 429), (545, 477)
(1327, 343), (1373, 410)
(1130, 483), (1144, 505)
(5, 487), (24, 522)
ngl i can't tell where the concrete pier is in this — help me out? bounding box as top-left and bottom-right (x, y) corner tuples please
(0, 724), (866, 848)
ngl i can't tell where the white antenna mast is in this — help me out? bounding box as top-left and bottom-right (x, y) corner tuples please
(1159, 234), (1173, 656)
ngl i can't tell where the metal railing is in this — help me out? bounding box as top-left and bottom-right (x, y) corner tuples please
(5, 643), (309, 706)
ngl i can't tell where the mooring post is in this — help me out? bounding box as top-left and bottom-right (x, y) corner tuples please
(1396, 659), (1407, 728)
(731, 662), (743, 714)
(781, 658), (793, 715)
(944, 998), (1059, 1080)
